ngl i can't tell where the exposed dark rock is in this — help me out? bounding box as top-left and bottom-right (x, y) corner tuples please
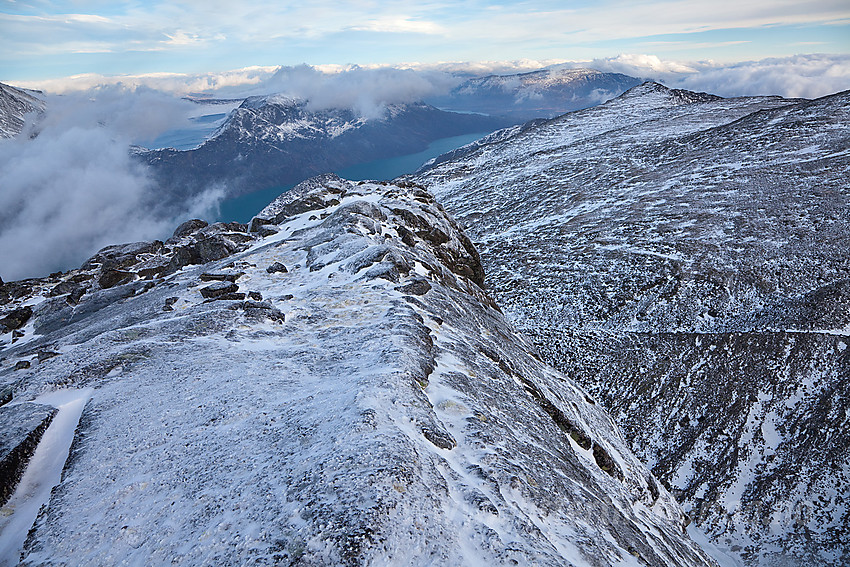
(66, 286), (85, 305)
(249, 217), (272, 233)
(396, 279), (431, 296)
(1, 306), (32, 332)
(266, 262), (288, 274)
(194, 236), (240, 263)
(83, 241), (163, 271)
(170, 219), (208, 240)
(234, 300), (285, 323)
(14, 360), (29, 370)
(396, 225), (417, 247)
(98, 269), (134, 289)
(0, 280), (33, 306)
(48, 281), (83, 298)
(37, 350), (60, 362)
(199, 281), (239, 299)
(256, 225), (279, 238)
(0, 403), (57, 506)
(199, 271), (244, 282)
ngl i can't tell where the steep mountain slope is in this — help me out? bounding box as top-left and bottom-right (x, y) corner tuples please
(427, 67), (641, 120)
(0, 82), (44, 139)
(142, 96), (508, 202)
(413, 83), (850, 565)
(0, 177), (715, 566)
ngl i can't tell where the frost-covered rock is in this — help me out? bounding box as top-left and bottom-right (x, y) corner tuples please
(0, 177), (713, 566)
(413, 82), (850, 565)
(0, 403), (56, 506)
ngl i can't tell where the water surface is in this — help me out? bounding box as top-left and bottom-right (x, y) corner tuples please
(216, 132), (489, 223)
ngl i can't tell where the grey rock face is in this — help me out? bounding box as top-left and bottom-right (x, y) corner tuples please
(0, 403), (57, 506)
(0, 306), (32, 333)
(1, 178), (712, 566)
(414, 82), (850, 565)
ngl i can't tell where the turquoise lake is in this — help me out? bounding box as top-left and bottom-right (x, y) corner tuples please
(215, 132), (488, 223)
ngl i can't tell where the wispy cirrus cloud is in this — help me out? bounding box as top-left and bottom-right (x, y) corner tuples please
(2, 1), (848, 82)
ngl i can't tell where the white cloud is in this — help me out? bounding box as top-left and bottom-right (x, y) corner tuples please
(17, 53), (850, 103)
(0, 86), (223, 280)
(6, 0), (845, 65)
(589, 53), (850, 98)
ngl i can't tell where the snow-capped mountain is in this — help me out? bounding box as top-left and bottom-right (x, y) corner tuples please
(0, 82), (44, 139)
(427, 67), (642, 120)
(142, 96), (509, 202)
(0, 177), (716, 566)
(413, 82), (850, 566)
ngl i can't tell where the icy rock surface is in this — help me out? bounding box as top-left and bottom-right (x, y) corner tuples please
(0, 82), (44, 139)
(0, 403), (56, 506)
(413, 82), (850, 565)
(1, 177), (714, 566)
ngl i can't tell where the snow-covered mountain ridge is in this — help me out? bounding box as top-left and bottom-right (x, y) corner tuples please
(0, 177), (715, 565)
(427, 67), (642, 120)
(412, 82), (850, 565)
(143, 97), (508, 202)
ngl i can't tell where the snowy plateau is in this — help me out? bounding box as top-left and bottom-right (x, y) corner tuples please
(1, 176), (716, 566)
(412, 81), (850, 566)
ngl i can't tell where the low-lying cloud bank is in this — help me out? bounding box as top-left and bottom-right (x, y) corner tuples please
(17, 53), (850, 101)
(589, 53), (850, 99)
(0, 86), (223, 281)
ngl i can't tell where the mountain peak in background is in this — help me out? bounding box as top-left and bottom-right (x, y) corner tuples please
(426, 67), (642, 120)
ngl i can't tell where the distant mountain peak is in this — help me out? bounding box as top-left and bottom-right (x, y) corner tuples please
(428, 67), (642, 120)
(615, 81), (722, 105)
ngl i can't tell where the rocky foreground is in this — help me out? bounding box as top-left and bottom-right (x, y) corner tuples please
(0, 176), (715, 566)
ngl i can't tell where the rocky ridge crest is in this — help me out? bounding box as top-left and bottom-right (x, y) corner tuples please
(1, 177), (714, 565)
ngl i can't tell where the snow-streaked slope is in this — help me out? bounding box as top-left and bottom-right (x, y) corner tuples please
(427, 68), (641, 120)
(0, 82), (44, 139)
(0, 177), (714, 566)
(413, 83), (850, 565)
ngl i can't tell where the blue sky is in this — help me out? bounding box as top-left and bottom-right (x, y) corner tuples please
(2, 0), (849, 84)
